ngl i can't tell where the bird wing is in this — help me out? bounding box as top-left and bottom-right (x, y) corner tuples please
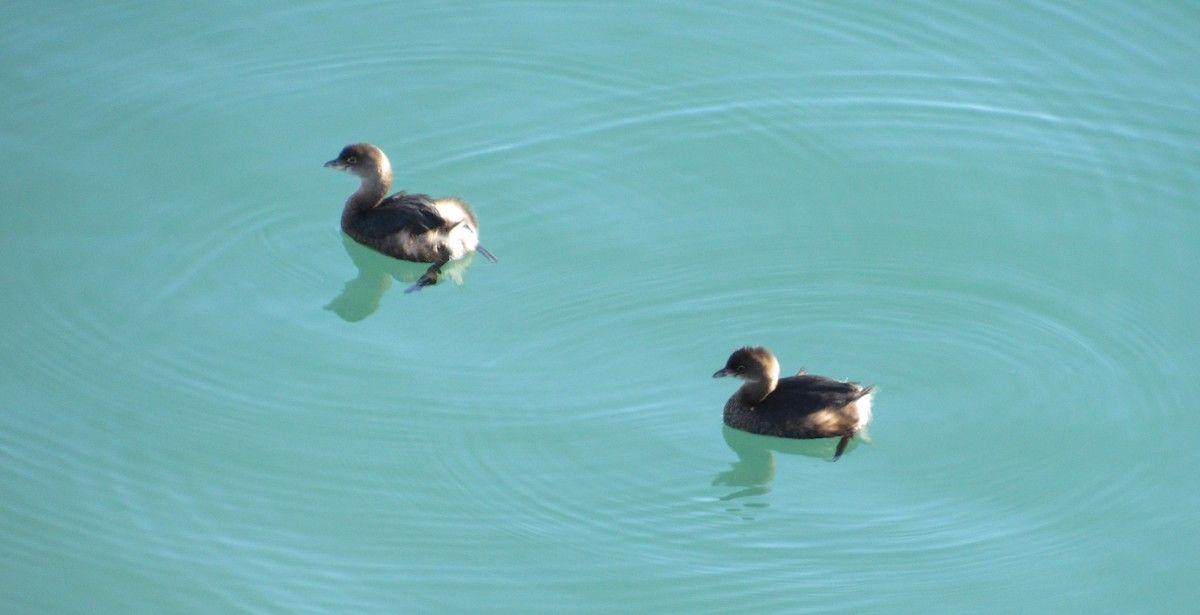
(762, 375), (866, 412)
(369, 192), (449, 234)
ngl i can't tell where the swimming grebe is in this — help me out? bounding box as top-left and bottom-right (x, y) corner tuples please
(324, 143), (496, 292)
(713, 346), (875, 461)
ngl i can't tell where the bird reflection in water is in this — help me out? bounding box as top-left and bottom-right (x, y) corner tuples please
(713, 425), (863, 508)
(325, 234), (480, 322)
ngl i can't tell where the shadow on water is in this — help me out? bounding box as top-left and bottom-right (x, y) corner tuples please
(713, 425), (863, 502)
(324, 234), (480, 321)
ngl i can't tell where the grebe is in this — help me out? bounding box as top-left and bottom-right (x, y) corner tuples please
(713, 346), (875, 461)
(325, 143), (496, 292)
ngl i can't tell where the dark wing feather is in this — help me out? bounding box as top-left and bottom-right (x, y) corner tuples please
(756, 375), (866, 415)
(359, 192), (448, 236)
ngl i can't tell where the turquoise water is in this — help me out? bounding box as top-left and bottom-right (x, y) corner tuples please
(3, 1), (1199, 612)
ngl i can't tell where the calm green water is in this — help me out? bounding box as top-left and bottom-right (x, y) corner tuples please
(3, 1), (1198, 612)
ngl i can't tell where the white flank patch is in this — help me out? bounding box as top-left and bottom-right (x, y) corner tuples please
(433, 199), (468, 225)
(854, 392), (874, 431)
(432, 199), (477, 260)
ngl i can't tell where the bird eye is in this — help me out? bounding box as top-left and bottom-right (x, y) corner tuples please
(346, 156), (357, 164)
(736, 365), (745, 372)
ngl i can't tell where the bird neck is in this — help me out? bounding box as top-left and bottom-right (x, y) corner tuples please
(342, 161), (393, 223)
(737, 376), (777, 406)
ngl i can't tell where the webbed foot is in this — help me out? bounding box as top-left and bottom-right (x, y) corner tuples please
(476, 245), (498, 264)
(404, 262), (445, 293)
(832, 435), (852, 461)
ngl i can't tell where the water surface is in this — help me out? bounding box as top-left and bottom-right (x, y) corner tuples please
(3, 1), (1198, 612)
